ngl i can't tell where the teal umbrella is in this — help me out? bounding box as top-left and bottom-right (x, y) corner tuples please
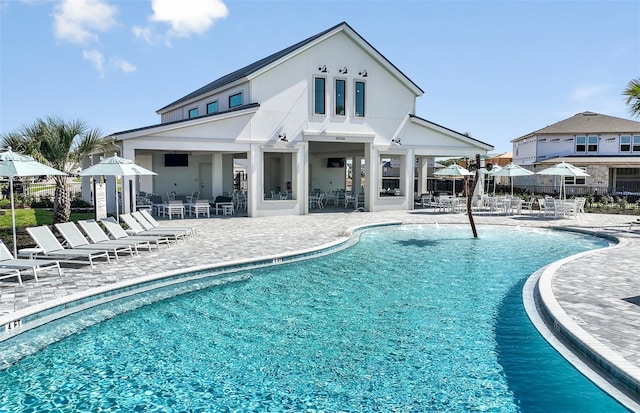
(0, 148), (67, 256)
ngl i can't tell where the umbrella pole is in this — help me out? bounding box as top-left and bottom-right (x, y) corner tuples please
(10, 178), (17, 257)
(511, 177), (514, 198)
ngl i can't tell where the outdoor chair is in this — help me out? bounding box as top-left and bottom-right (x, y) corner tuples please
(134, 211), (195, 238)
(0, 265), (22, 286)
(25, 226), (111, 268)
(54, 222), (136, 261)
(0, 239), (62, 283)
(120, 214), (187, 242)
(77, 219), (154, 252)
(100, 218), (172, 249)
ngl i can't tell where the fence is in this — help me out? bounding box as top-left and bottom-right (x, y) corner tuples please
(0, 181), (83, 203)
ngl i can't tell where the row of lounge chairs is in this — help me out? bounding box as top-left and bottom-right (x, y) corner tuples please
(0, 210), (196, 286)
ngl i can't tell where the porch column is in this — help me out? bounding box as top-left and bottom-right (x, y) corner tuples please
(417, 157), (429, 194)
(247, 145), (261, 217)
(212, 153), (224, 197)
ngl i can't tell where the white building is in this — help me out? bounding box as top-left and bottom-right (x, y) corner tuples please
(512, 111), (640, 196)
(98, 22), (493, 217)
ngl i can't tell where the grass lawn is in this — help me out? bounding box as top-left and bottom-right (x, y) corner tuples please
(0, 208), (95, 252)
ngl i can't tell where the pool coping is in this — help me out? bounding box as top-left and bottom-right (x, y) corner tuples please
(524, 230), (640, 411)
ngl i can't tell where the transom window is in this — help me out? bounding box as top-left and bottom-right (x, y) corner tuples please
(355, 81), (365, 117)
(314, 77), (326, 115)
(621, 135), (631, 152)
(229, 92), (243, 108)
(188, 108), (198, 118)
(335, 79), (345, 116)
(207, 101), (218, 114)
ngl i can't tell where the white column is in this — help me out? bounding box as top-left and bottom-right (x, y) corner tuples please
(212, 153), (224, 197)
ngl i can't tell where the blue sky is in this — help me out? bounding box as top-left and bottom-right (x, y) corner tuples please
(1, 0), (638, 154)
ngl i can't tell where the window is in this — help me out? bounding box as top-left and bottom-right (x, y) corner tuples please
(634, 135), (640, 152)
(621, 135), (631, 152)
(565, 167), (587, 185)
(587, 135), (598, 152)
(188, 108), (198, 118)
(207, 101), (218, 114)
(575, 136), (586, 152)
(314, 77), (326, 115)
(335, 79), (345, 116)
(229, 92), (243, 108)
(355, 81), (365, 117)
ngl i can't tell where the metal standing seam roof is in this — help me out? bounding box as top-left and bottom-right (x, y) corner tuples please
(513, 111), (640, 141)
(156, 21), (424, 114)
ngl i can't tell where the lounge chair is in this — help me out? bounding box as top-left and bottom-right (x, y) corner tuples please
(25, 226), (111, 268)
(0, 266), (22, 286)
(136, 210), (195, 238)
(55, 222), (135, 261)
(100, 218), (172, 249)
(120, 214), (187, 242)
(0, 239), (62, 282)
(77, 219), (155, 252)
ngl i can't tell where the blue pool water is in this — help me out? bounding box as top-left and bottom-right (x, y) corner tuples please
(0, 225), (628, 412)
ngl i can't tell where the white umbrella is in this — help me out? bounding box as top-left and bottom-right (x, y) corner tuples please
(434, 164), (472, 196)
(536, 161), (590, 200)
(480, 164), (503, 195)
(79, 154), (157, 221)
(0, 148), (67, 257)
(491, 162), (534, 197)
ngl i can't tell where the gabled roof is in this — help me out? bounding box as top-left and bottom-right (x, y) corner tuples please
(157, 21), (423, 113)
(513, 111), (640, 141)
(408, 114), (494, 150)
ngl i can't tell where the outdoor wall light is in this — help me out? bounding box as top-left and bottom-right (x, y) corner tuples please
(391, 138), (401, 145)
(278, 133), (288, 142)
(318, 65), (328, 73)
(359, 69), (368, 77)
(339, 67), (348, 74)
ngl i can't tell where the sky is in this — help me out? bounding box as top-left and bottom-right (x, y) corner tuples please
(1, 0), (639, 154)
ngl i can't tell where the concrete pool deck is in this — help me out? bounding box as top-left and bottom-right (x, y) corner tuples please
(0, 210), (639, 407)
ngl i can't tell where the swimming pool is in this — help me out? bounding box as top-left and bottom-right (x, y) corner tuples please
(0, 225), (628, 411)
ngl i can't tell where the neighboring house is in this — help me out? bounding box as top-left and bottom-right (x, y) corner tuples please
(91, 22), (493, 217)
(512, 111), (640, 197)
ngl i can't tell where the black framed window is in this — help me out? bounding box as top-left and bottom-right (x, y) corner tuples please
(633, 135), (640, 152)
(229, 92), (243, 108)
(188, 108), (198, 118)
(314, 77), (326, 115)
(575, 136), (586, 152)
(587, 135), (598, 152)
(355, 81), (365, 117)
(335, 79), (345, 116)
(207, 101), (218, 114)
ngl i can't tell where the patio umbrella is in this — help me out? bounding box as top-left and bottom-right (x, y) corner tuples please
(434, 164), (472, 196)
(536, 161), (590, 200)
(79, 154), (157, 221)
(491, 162), (534, 197)
(0, 148), (67, 256)
(480, 164), (503, 195)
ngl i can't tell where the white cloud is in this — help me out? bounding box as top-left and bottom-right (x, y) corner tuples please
(134, 0), (228, 45)
(82, 49), (105, 76)
(54, 0), (117, 44)
(110, 57), (136, 73)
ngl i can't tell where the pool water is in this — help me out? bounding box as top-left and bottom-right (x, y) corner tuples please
(0, 225), (627, 412)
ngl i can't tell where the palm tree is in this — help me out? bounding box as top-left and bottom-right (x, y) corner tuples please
(623, 78), (640, 118)
(1, 117), (116, 223)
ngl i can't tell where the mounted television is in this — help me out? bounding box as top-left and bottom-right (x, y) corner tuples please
(164, 153), (188, 167)
(327, 157), (345, 168)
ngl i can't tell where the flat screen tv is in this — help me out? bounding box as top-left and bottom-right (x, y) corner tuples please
(327, 157), (345, 168)
(164, 153), (188, 167)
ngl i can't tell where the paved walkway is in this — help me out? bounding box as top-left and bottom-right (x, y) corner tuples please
(0, 209), (639, 406)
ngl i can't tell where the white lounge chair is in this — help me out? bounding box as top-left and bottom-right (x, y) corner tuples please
(137, 210), (195, 238)
(55, 222), (135, 261)
(0, 266), (22, 286)
(120, 214), (187, 242)
(25, 226), (111, 268)
(100, 218), (172, 249)
(77, 220), (154, 252)
(0, 239), (61, 283)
